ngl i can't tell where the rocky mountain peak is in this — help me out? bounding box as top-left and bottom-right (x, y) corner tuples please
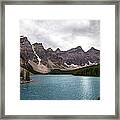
(90, 47), (96, 50)
(76, 46), (84, 51)
(47, 48), (53, 52)
(20, 36), (29, 43)
(67, 45), (84, 53)
(32, 43), (45, 51)
(76, 46), (82, 49)
(55, 48), (61, 53)
(87, 47), (100, 53)
(20, 36), (38, 64)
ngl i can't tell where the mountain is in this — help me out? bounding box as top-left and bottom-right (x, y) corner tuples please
(20, 36), (39, 64)
(55, 48), (61, 53)
(20, 36), (49, 74)
(32, 43), (66, 69)
(85, 47), (100, 64)
(56, 46), (86, 66)
(54, 46), (100, 66)
(20, 36), (100, 75)
(20, 36), (39, 73)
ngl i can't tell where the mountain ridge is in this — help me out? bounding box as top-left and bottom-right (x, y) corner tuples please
(20, 36), (100, 74)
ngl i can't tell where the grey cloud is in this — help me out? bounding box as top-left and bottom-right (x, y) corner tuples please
(20, 19), (100, 51)
(59, 20), (100, 40)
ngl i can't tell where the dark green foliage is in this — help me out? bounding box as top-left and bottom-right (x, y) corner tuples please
(20, 68), (30, 81)
(72, 64), (100, 77)
(26, 71), (30, 81)
(49, 64), (100, 77)
(48, 69), (71, 75)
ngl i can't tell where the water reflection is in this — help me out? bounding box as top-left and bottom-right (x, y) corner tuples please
(20, 75), (100, 100)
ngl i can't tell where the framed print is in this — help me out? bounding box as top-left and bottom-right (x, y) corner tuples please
(0, 0), (119, 119)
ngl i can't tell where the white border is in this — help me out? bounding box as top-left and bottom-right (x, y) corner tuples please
(5, 5), (115, 115)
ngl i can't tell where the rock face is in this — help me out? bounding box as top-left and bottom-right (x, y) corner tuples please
(56, 46), (86, 66)
(85, 47), (100, 64)
(32, 43), (64, 68)
(20, 36), (49, 74)
(55, 46), (100, 66)
(20, 36), (100, 74)
(20, 36), (39, 65)
(32, 42), (100, 66)
(20, 36), (41, 74)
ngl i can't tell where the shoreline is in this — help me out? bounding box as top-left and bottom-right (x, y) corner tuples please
(20, 80), (33, 84)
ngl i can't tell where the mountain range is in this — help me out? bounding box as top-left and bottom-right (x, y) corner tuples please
(20, 36), (100, 74)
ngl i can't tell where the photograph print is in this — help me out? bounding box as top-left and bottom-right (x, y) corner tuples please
(20, 20), (100, 100)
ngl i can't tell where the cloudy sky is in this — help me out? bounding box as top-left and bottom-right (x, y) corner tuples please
(20, 19), (100, 51)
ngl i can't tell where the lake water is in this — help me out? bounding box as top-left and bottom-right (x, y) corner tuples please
(20, 75), (100, 100)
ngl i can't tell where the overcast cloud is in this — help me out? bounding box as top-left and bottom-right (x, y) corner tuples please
(20, 20), (100, 51)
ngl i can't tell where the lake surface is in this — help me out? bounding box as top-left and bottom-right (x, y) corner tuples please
(20, 75), (100, 100)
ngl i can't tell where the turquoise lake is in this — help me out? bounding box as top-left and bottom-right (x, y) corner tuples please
(20, 75), (100, 100)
